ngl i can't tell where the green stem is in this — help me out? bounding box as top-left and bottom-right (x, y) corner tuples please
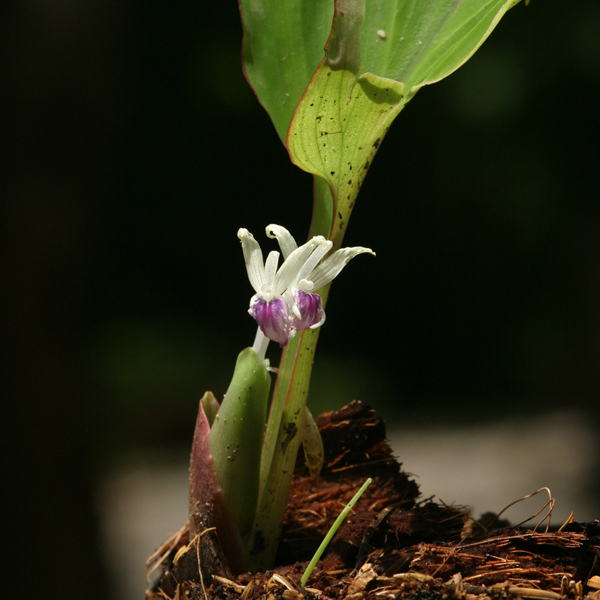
(249, 292), (330, 571)
(250, 168), (351, 570)
(257, 330), (300, 502)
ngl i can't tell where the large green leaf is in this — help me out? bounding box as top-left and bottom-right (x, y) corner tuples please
(287, 0), (523, 243)
(241, 0), (522, 149)
(287, 66), (405, 244)
(360, 0), (522, 94)
(240, 0), (334, 143)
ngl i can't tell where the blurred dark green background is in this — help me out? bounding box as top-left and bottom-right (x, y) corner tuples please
(3, 1), (599, 598)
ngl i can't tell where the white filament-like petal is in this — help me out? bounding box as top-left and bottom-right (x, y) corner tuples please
(294, 238), (333, 284)
(273, 236), (324, 292)
(309, 246), (375, 290)
(238, 228), (266, 292)
(264, 250), (280, 286)
(266, 224), (298, 259)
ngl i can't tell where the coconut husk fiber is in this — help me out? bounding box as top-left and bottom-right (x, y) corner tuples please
(146, 401), (600, 600)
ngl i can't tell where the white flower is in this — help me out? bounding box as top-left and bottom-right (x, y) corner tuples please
(238, 224), (375, 346)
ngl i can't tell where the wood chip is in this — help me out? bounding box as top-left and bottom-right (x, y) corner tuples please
(270, 573), (297, 591)
(493, 585), (561, 599)
(343, 594), (364, 600)
(348, 563), (378, 595)
(213, 576), (245, 592)
(393, 573), (434, 583)
(589, 577), (600, 591)
(240, 579), (255, 600)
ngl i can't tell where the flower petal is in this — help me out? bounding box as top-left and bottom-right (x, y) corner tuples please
(291, 290), (325, 330)
(309, 246), (375, 290)
(249, 297), (295, 346)
(273, 236), (325, 293)
(294, 238), (333, 284)
(238, 228), (265, 293)
(264, 250), (280, 286)
(266, 224), (298, 259)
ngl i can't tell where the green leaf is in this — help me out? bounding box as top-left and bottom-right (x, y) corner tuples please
(240, 0), (334, 143)
(240, 0), (522, 148)
(209, 348), (271, 543)
(189, 400), (247, 574)
(359, 0), (522, 93)
(301, 405), (324, 479)
(287, 65), (405, 244)
(287, 0), (523, 244)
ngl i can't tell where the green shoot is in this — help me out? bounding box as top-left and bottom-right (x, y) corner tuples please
(300, 477), (373, 588)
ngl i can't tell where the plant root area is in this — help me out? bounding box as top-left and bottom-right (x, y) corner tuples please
(146, 401), (600, 600)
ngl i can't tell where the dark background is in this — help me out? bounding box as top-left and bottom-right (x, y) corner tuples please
(3, 1), (599, 598)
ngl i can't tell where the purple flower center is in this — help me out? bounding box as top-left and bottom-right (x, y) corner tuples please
(292, 290), (325, 331)
(249, 297), (293, 346)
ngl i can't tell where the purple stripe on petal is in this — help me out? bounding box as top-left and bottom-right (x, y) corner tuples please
(291, 290), (325, 330)
(249, 297), (294, 346)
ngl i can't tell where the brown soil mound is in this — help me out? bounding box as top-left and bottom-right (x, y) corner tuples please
(146, 401), (600, 600)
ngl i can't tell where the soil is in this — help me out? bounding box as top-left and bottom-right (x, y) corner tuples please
(146, 400), (600, 600)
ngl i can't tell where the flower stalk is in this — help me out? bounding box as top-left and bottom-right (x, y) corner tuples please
(248, 324), (325, 571)
(247, 177), (359, 569)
